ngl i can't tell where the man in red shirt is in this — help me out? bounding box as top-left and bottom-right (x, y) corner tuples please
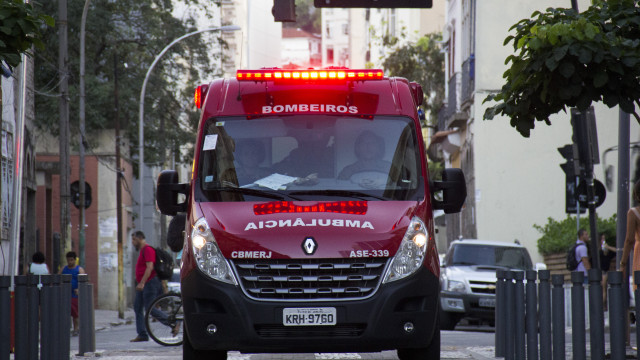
(130, 231), (162, 342)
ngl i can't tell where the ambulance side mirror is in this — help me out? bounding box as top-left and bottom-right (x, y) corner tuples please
(430, 168), (466, 214)
(156, 170), (189, 216)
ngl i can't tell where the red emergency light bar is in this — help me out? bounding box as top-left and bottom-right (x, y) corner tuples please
(254, 201), (368, 215)
(237, 69), (384, 82)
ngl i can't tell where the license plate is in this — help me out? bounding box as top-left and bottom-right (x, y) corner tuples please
(479, 298), (496, 308)
(283, 307), (336, 326)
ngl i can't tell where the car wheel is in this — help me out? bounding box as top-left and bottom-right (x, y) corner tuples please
(183, 332), (227, 360)
(439, 310), (458, 331)
(397, 320), (440, 360)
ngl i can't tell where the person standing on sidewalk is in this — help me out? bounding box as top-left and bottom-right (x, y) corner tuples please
(59, 251), (86, 336)
(621, 180), (640, 289)
(576, 228), (591, 282)
(130, 230), (162, 342)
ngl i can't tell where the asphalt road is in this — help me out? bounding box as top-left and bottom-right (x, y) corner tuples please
(69, 318), (497, 360)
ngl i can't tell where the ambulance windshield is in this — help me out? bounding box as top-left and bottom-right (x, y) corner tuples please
(196, 115), (423, 201)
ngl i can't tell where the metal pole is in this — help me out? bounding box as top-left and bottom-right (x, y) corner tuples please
(26, 275), (38, 360)
(114, 53), (125, 319)
(51, 275), (61, 360)
(138, 25), (240, 231)
(58, 0), (70, 270)
(608, 271), (626, 360)
(14, 276), (27, 360)
(505, 271), (515, 360)
(588, 269), (605, 360)
(551, 274), (565, 360)
(571, 272), (586, 360)
(525, 270), (538, 360)
(616, 110), (630, 268)
(495, 270), (505, 357)
(514, 271), (525, 360)
(78, 0), (91, 267)
(8, 53), (28, 283)
(538, 270), (552, 360)
(60, 274), (71, 360)
(0, 276), (10, 360)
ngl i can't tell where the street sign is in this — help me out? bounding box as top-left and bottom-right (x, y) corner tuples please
(576, 179), (606, 208)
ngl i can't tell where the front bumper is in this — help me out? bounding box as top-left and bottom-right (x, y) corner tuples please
(439, 291), (495, 320)
(181, 266), (439, 353)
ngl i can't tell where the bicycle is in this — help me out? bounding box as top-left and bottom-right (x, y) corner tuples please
(145, 292), (184, 346)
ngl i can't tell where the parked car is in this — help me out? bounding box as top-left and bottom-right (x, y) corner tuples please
(439, 239), (545, 330)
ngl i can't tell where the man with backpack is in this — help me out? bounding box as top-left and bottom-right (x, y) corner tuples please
(574, 228), (592, 281)
(130, 231), (178, 342)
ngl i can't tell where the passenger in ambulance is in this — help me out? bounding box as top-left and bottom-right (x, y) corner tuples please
(234, 140), (271, 185)
(273, 131), (334, 178)
(338, 130), (392, 181)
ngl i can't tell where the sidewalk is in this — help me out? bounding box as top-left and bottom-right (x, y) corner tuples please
(93, 308), (135, 331)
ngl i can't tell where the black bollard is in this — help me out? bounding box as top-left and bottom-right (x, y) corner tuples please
(525, 270), (539, 360)
(0, 276), (10, 360)
(51, 275), (61, 360)
(39, 275), (52, 360)
(505, 271), (515, 360)
(571, 271), (586, 360)
(538, 270), (552, 360)
(60, 274), (71, 360)
(14, 276), (27, 360)
(496, 269), (505, 358)
(514, 271), (526, 360)
(78, 274), (96, 355)
(551, 274), (565, 360)
(26, 275), (39, 360)
(608, 271), (626, 360)
(588, 269), (605, 360)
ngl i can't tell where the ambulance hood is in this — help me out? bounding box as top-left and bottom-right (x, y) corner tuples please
(198, 201), (420, 259)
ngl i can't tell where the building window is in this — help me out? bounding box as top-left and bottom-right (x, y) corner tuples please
(327, 48), (334, 63)
(342, 23), (349, 35)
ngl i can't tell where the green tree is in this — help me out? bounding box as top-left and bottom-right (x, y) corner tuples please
(283, 0), (321, 34)
(33, 0), (221, 172)
(0, 0), (53, 70)
(483, 0), (640, 137)
(381, 33), (444, 127)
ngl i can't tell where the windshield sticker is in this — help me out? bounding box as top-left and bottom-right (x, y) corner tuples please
(215, 121), (225, 127)
(231, 251), (272, 259)
(244, 218), (374, 231)
(205, 175), (214, 183)
(262, 104), (358, 114)
(350, 250), (389, 258)
(203, 134), (218, 151)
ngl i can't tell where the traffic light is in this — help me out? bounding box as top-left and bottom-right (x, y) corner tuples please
(570, 107), (599, 174)
(70, 180), (92, 209)
(314, 0), (432, 7)
(273, 0), (296, 22)
(558, 144), (584, 214)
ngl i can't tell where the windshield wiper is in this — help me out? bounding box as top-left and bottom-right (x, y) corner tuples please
(289, 189), (386, 201)
(210, 186), (299, 201)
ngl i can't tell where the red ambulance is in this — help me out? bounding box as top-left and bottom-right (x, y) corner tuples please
(156, 68), (466, 360)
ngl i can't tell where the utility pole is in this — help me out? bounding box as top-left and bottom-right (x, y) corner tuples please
(114, 53), (125, 319)
(79, 0), (90, 267)
(59, 0), (70, 269)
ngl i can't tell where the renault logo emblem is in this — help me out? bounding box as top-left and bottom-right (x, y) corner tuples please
(302, 237), (317, 255)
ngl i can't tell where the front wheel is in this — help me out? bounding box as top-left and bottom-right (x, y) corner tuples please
(183, 332), (227, 360)
(145, 293), (184, 346)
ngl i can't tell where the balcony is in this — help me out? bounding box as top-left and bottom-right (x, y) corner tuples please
(461, 54), (475, 105)
(438, 73), (468, 130)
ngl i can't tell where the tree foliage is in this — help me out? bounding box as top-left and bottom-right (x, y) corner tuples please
(33, 0), (221, 172)
(0, 0), (53, 70)
(483, 0), (640, 137)
(283, 0), (321, 34)
(535, 214), (617, 256)
(381, 34), (444, 126)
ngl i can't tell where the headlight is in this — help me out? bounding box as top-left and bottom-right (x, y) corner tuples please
(446, 280), (466, 293)
(191, 217), (237, 285)
(383, 216), (428, 283)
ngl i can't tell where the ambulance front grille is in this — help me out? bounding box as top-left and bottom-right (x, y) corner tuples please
(232, 258), (389, 301)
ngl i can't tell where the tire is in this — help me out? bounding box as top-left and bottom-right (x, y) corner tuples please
(183, 332), (227, 360)
(439, 310), (458, 331)
(145, 293), (184, 346)
(397, 318), (441, 360)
